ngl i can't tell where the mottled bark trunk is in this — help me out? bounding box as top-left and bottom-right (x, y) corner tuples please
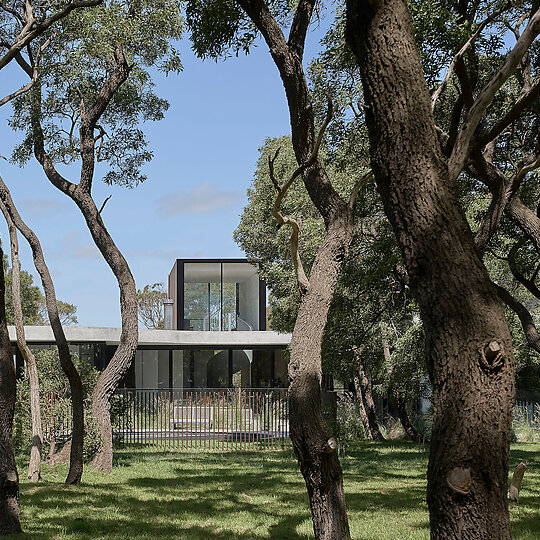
(3, 208), (43, 481)
(0, 247), (22, 535)
(234, 1), (354, 536)
(73, 191), (138, 473)
(352, 348), (385, 441)
(0, 178), (85, 485)
(288, 214), (353, 540)
(346, 1), (515, 538)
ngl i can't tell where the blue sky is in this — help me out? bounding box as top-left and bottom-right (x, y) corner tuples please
(0, 17), (331, 327)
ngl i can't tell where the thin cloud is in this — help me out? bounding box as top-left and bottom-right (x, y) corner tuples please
(126, 247), (205, 260)
(47, 231), (100, 261)
(156, 182), (243, 216)
(20, 197), (66, 218)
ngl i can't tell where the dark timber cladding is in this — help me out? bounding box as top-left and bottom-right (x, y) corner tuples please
(170, 258), (266, 331)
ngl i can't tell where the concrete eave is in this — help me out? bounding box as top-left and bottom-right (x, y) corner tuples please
(8, 326), (291, 348)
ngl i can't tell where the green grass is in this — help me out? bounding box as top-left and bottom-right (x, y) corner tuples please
(9, 441), (540, 539)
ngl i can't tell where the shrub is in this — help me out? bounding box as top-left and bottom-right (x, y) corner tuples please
(13, 347), (100, 460)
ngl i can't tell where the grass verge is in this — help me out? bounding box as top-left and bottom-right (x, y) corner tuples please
(8, 441), (540, 539)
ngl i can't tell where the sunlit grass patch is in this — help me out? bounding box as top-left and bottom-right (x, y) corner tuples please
(9, 441), (540, 539)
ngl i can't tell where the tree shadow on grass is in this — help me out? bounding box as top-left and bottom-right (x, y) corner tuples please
(12, 441), (539, 539)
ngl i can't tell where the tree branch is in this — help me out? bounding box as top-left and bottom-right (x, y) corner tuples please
(494, 282), (540, 353)
(431, 4), (509, 111)
(0, 0), (103, 72)
(448, 7), (540, 181)
(79, 42), (130, 193)
(0, 33), (54, 108)
(288, 0), (316, 60)
(481, 79), (540, 145)
(507, 238), (540, 300)
(349, 170), (373, 209)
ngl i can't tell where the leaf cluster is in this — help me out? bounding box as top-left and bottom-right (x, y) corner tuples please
(8, 0), (183, 188)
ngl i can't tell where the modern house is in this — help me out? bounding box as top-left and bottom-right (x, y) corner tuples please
(10, 258), (291, 390)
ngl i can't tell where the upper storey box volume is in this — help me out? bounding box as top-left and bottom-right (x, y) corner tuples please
(168, 259), (266, 331)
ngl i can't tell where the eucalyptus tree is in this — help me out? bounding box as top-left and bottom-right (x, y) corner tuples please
(237, 136), (426, 442)
(188, 0), (373, 533)
(137, 283), (166, 329)
(346, 0), (539, 537)
(0, 0), (103, 527)
(10, 0), (182, 473)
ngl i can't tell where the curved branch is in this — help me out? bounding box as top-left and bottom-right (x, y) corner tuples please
(0, 203), (43, 482)
(0, 0), (103, 72)
(495, 282), (540, 352)
(288, 0), (316, 60)
(481, 80), (540, 145)
(431, 5), (509, 111)
(0, 33), (54, 108)
(0, 173), (85, 485)
(349, 170), (373, 209)
(268, 151), (310, 295)
(507, 238), (540, 299)
(448, 8), (540, 181)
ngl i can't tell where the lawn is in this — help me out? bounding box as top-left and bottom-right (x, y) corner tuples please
(9, 441), (540, 539)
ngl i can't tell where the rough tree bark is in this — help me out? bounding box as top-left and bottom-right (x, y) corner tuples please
(234, 0), (364, 535)
(0, 177), (85, 484)
(2, 205), (43, 482)
(0, 247), (22, 535)
(30, 46), (138, 473)
(351, 347), (385, 441)
(346, 0), (516, 537)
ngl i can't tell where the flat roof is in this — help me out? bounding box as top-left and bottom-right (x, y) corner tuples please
(8, 326), (291, 348)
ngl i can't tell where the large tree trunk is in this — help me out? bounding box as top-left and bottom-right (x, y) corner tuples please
(352, 348), (385, 441)
(0, 178), (85, 485)
(2, 206), (43, 482)
(0, 247), (22, 535)
(346, 1), (515, 538)
(234, 0), (354, 536)
(29, 55), (138, 473)
(288, 214), (353, 540)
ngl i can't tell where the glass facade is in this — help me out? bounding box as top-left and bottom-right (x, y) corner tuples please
(17, 343), (288, 390)
(128, 347), (288, 389)
(174, 260), (265, 331)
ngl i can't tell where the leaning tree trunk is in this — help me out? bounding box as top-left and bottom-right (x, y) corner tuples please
(0, 178), (85, 485)
(73, 190), (138, 473)
(29, 53), (138, 472)
(346, 0), (515, 538)
(288, 213), (353, 540)
(352, 348), (385, 441)
(3, 207), (43, 481)
(381, 332), (419, 443)
(393, 391), (421, 444)
(0, 247), (22, 535)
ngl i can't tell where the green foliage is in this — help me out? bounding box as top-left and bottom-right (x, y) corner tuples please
(13, 347), (99, 460)
(186, 0), (257, 58)
(137, 282), (166, 329)
(9, 0), (183, 188)
(3, 255), (77, 325)
(5, 266), (43, 325)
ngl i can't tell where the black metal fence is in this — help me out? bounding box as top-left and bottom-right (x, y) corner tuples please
(515, 400), (540, 429)
(112, 388), (290, 450)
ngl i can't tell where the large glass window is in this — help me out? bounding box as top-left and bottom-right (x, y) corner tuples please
(184, 263), (221, 330)
(134, 349), (170, 389)
(182, 261), (262, 331)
